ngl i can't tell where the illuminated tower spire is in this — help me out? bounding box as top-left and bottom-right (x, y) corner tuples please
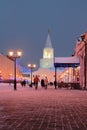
(45, 29), (52, 48)
(40, 29), (54, 69)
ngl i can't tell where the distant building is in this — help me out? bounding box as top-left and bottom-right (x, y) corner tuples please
(74, 32), (87, 89)
(40, 31), (54, 69)
(33, 31), (57, 82)
(0, 53), (22, 81)
(33, 68), (55, 83)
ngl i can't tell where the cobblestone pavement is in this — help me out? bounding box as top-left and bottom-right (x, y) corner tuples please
(0, 83), (87, 130)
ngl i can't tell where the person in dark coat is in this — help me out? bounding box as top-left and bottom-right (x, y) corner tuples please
(41, 79), (45, 87)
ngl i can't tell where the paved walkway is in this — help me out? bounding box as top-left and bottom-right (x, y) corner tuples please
(0, 83), (87, 130)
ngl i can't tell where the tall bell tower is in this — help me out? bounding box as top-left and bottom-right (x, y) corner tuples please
(40, 30), (54, 69)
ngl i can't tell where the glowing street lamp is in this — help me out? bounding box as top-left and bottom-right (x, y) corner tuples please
(28, 64), (36, 87)
(8, 50), (22, 90)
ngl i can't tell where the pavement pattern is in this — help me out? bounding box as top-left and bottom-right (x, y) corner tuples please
(0, 83), (87, 130)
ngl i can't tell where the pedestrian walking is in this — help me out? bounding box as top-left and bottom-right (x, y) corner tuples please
(34, 75), (40, 90)
(44, 76), (48, 89)
(41, 78), (45, 87)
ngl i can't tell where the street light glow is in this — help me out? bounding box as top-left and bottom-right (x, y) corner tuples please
(8, 50), (22, 58)
(17, 50), (22, 57)
(33, 64), (36, 68)
(28, 64), (31, 68)
(28, 64), (36, 68)
(8, 50), (14, 57)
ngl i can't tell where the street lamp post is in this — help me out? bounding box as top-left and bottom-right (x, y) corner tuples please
(28, 64), (36, 87)
(8, 50), (22, 90)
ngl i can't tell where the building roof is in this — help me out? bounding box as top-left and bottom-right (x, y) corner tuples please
(54, 56), (80, 67)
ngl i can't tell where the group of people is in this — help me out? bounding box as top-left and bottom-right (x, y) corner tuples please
(33, 75), (48, 90)
(21, 75), (48, 90)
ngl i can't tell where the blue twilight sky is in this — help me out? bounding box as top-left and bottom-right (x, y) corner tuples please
(0, 0), (87, 69)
